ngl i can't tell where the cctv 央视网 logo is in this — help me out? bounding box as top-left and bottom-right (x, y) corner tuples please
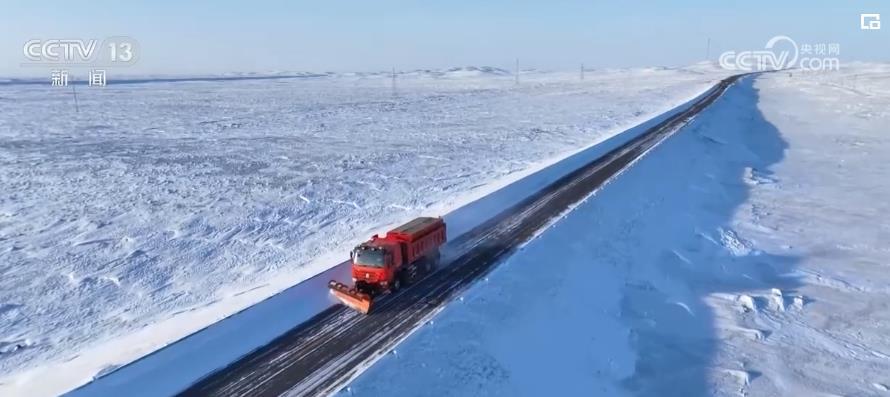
(861, 14), (881, 30)
(719, 36), (799, 71)
(718, 35), (841, 72)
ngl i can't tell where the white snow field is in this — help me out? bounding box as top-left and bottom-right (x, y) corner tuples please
(0, 65), (728, 396)
(346, 65), (890, 397)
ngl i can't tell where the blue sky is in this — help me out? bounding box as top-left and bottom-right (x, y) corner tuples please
(1, 0), (887, 75)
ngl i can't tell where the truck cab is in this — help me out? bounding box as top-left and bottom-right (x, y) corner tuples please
(350, 239), (404, 292)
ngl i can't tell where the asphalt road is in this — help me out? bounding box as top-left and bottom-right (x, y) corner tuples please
(180, 73), (746, 397)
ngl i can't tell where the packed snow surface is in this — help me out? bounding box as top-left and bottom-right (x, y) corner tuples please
(0, 65), (728, 395)
(346, 64), (890, 396)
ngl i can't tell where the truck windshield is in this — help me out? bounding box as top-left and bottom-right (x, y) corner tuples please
(353, 248), (385, 268)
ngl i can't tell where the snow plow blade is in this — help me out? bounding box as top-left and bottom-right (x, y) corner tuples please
(328, 280), (373, 314)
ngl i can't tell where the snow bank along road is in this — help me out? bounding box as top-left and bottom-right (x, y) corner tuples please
(178, 73), (747, 397)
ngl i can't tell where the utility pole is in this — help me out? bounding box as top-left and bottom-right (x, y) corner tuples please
(580, 63), (585, 80)
(391, 67), (396, 97)
(515, 58), (520, 85)
(706, 38), (711, 60)
(71, 81), (80, 113)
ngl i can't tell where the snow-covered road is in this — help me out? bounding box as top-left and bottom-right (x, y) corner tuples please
(347, 65), (890, 396)
(0, 66), (728, 396)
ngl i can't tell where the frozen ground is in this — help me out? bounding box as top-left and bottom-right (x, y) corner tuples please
(346, 64), (890, 396)
(0, 65), (728, 395)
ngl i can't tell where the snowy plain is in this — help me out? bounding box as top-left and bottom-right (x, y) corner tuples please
(346, 65), (890, 396)
(0, 65), (729, 395)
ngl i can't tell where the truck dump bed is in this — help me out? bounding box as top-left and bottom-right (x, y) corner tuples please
(386, 217), (446, 264)
(386, 217), (445, 242)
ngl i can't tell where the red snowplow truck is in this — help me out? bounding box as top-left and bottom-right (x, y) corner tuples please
(329, 217), (446, 314)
